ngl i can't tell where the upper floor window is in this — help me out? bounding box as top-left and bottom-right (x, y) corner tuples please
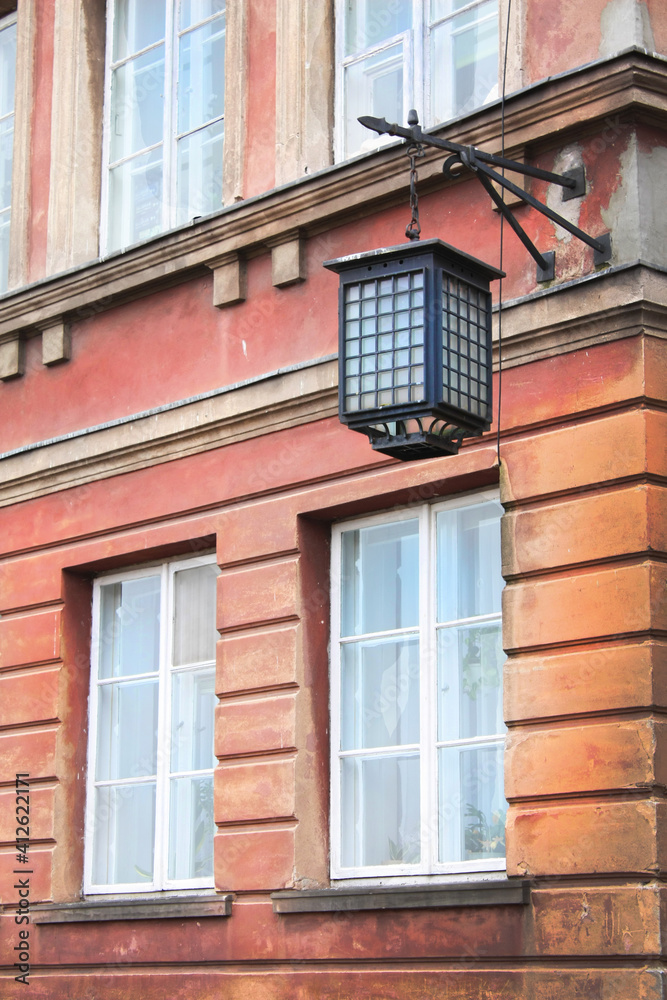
(102, 0), (225, 253)
(330, 494), (506, 878)
(0, 10), (16, 292)
(84, 555), (220, 893)
(336, 0), (498, 160)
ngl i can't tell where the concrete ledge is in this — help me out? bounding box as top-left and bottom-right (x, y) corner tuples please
(30, 895), (233, 923)
(271, 880), (530, 913)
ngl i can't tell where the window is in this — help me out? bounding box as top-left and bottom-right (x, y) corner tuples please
(102, 0), (225, 253)
(0, 9), (16, 292)
(330, 493), (506, 878)
(84, 555), (220, 893)
(336, 0), (499, 160)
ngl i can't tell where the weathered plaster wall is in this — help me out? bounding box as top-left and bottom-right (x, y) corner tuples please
(524, 0), (664, 85)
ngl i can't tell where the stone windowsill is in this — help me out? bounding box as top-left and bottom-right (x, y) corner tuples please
(30, 894), (233, 924)
(271, 879), (530, 913)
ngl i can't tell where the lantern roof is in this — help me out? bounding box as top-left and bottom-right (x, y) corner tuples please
(323, 238), (505, 282)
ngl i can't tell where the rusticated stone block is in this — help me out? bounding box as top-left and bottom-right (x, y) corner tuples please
(217, 624), (298, 693)
(0, 610), (62, 669)
(217, 557), (299, 631)
(501, 409), (665, 502)
(217, 498), (299, 567)
(502, 484), (664, 578)
(0, 729), (57, 780)
(214, 826), (295, 890)
(216, 693), (297, 757)
(215, 757), (296, 822)
(0, 785), (54, 843)
(506, 799), (667, 877)
(529, 885), (663, 956)
(0, 553), (64, 612)
(0, 667), (60, 727)
(503, 562), (666, 650)
(505, 719), (666, 799)
(0, 847), (53, 905)
(504, 642), (667, 722)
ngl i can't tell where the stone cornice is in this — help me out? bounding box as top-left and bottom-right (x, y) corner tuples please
(0, 357), (339, 506)
(0, 49), (665, 345)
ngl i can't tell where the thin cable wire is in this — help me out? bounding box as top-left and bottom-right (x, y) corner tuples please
(496, 0), (512, 465)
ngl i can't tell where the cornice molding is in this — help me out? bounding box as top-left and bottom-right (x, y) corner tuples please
(0, 50), (665, 345)
(0, 358), (339, 507)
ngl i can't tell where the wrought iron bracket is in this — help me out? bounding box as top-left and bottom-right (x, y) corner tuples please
(358, 112), (612, 273)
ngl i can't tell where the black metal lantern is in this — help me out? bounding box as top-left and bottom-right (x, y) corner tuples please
(324, 238), (504, 460)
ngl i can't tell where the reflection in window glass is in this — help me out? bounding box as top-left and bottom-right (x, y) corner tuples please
(88, 557), (220, 892)
(337, 0), (498, 160)
(113, 0), (166, 62)
(431, 0), (499, 123)
(106, 1), (225, 251)
(333, 497), (506, 876)
(341, 518), (419, 636)
(0, 15), (16, 294)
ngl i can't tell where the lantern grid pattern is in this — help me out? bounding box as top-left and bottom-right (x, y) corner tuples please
(343, 270), (425, 414)
(442, 276), (490, 419)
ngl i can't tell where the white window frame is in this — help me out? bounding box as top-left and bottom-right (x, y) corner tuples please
(84, 553), (219, 895)
(100, 0), (226, 254)
(330, 489), (506, 881)
(335, 0), (499, 162)
(0, 8), (16, 294)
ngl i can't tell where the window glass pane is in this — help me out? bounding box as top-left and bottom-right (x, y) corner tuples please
(341, 636), (419, 750)
(168, 774), (214, 880)
(439, 743), (505, 862)
(113, 0), (166, 61)
(431, 0), (498, 123)
(98, 576), (161, 679)
(345, 0), (411, 56)
(0, 117), (13, 213)
(108, 146), (163, 250)
(96, 679), (159, 780)
(438, 623), (505, 741)
(172, 562), (220, 666)
(0, 19), (15, 295)
(431, 0), (480, 18)
(436, 500), (502, 622)
(110, 46), (165, 162)
(344, 42), (403, 157)
(341, 753), (420, 867)
(341, 518), (419, 636)
(180, 0), (226, 34)
(170, 667), (216, 771)
(0, 19), (16, 119)
(176, 119), (224, 223)
(177, 15), (225, 134)
(92, 782), (156, 885)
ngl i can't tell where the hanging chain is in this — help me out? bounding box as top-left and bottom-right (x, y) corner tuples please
(405, 142), (425, 241)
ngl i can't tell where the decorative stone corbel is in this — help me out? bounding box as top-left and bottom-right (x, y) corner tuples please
(207, 252), (247, 308)
(269, 233), (306, 288)
(0, 336), (24, 381)
(41, 319), (71, 366)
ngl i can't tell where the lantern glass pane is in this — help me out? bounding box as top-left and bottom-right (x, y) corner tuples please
(343, 271), (426, 414)
(441, 275), (490, 418)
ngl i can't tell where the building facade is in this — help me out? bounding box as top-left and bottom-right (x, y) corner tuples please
(1, 0), (666, 997)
